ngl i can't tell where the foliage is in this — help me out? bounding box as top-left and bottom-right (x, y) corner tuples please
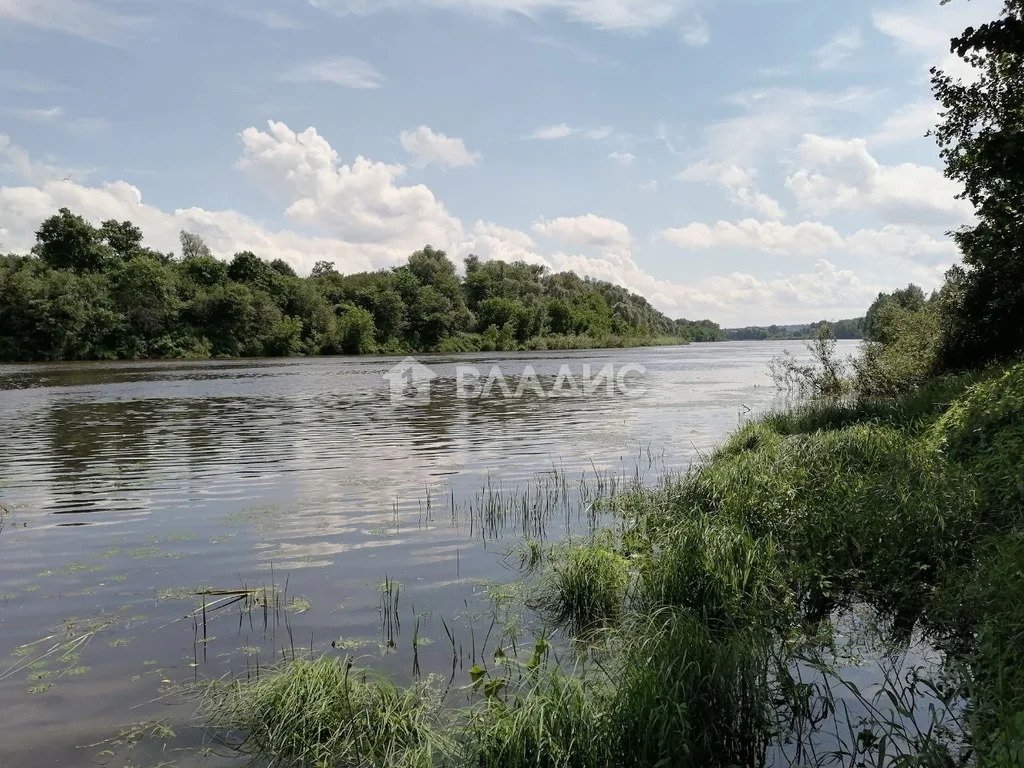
(929, 361), (1024, 528)
(0, 211), (692, 361)
(726, 317), (863, 342)
(931, 1), (1024, 369)
(768, 323), (849, 397)
(855, 288), (943, 397)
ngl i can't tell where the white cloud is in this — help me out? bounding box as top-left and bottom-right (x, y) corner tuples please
(400, 126), (479, 168)
(533, 214), (631, 249)
(237, 121), (462, 247)
(869, 100), (939, 147)
(845, 224), (958, 263)
(0, 134), (81, 186)
(660, 219), (843, 256)
(680, 12), (709, 46)
(683, 86), (877, 170)
(813, 28), (862, 70)
(5, 106), (64, 121)
(608, 151), (636, 167)
(0, 0), (147, 45)
(528, 123), (616, 141)
(281, 56), (384, 89)
(309, 0), (710, 33)
(529, 123), (575, 140)
(873, 0), (1004, 82)
(785, 134), (973, 224)
(678, 161), (785, 220)
(544, 250), (878, 324)
(0, 124), (942, 327)
(460, 221), (548, 266)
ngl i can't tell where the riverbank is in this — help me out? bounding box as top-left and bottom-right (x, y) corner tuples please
(194, 361), (1023, 767)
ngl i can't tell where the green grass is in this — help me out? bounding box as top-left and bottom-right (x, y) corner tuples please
(186, 360), (1024, 768)
(533, 533), (629, 633)
(201, 656), (454, 768)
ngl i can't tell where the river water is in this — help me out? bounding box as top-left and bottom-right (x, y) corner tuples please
(0, 341), (859, 766)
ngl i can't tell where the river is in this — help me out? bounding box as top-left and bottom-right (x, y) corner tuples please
(0, 341), (859, 766)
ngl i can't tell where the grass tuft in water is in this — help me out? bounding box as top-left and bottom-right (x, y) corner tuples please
(533, 532), (629, 634)
(201, 656), (454, 768)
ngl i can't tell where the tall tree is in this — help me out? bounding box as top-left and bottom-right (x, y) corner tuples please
(34, 208), (108, 272)
(932, 0), (1024, 368)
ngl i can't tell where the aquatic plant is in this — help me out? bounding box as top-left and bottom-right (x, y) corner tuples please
(532, 532), (629, 633)
(201, 656), (454, 768)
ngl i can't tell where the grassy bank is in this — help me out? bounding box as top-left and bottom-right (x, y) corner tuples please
(195, 361), (1024, 767)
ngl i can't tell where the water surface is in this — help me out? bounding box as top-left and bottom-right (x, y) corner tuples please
(0, 341), (857, 766)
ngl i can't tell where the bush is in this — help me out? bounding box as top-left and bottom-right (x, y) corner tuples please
(855, 304), (942, 396)
(671, 424), (977, 616)
(929, 362), (1024, 529)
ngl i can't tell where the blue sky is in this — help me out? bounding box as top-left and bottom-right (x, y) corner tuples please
(0, 0), (1001, 325)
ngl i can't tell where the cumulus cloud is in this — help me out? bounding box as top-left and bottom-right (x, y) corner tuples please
(785, 133), (974, 224)
(0, 124), (947, 326)
(399, 126), (479, 168)
(542, 250), (879, 325)
(678, 161), (786, 219)
(869, 101), (939, 147)
(237, 121), (462, 247)
(280, 56), (385, 89)
(608, 151), (636, 167)
(845, 224), (959, 263)
(660, 219), (842, 256)
(532, 214), (631, 250)
(458, 219), (880, 324)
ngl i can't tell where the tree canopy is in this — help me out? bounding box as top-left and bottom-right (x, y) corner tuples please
(0, 210), (708, 362)
(932, 0), (1024, 369)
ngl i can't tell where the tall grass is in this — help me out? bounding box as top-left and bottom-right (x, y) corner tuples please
(190, 360), (1024, 768)
(532, 532), (629, 633)
(201, 656), (454, 768)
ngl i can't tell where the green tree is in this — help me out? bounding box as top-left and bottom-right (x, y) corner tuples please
(336, 305), (377, 354)
(179, 231), (212, 261)
(863, 285), (926, 343)
(99, 220), (144, 260)
(34, 208), (109, 272)
(109, 254), (180, 354)
(932, 1), (1024, 368)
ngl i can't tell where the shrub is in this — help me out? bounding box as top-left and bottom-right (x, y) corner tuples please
(671, 425), (977, 616)
(929, 361), (1024, 529)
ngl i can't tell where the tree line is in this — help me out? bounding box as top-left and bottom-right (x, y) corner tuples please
(0, 209), (720, 362)
(724, 318), (863, 342)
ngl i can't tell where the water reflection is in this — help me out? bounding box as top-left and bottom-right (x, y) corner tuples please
(0, 341), (860, 767)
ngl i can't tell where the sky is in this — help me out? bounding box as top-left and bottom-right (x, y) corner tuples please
(0, 0), (1003, 326)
